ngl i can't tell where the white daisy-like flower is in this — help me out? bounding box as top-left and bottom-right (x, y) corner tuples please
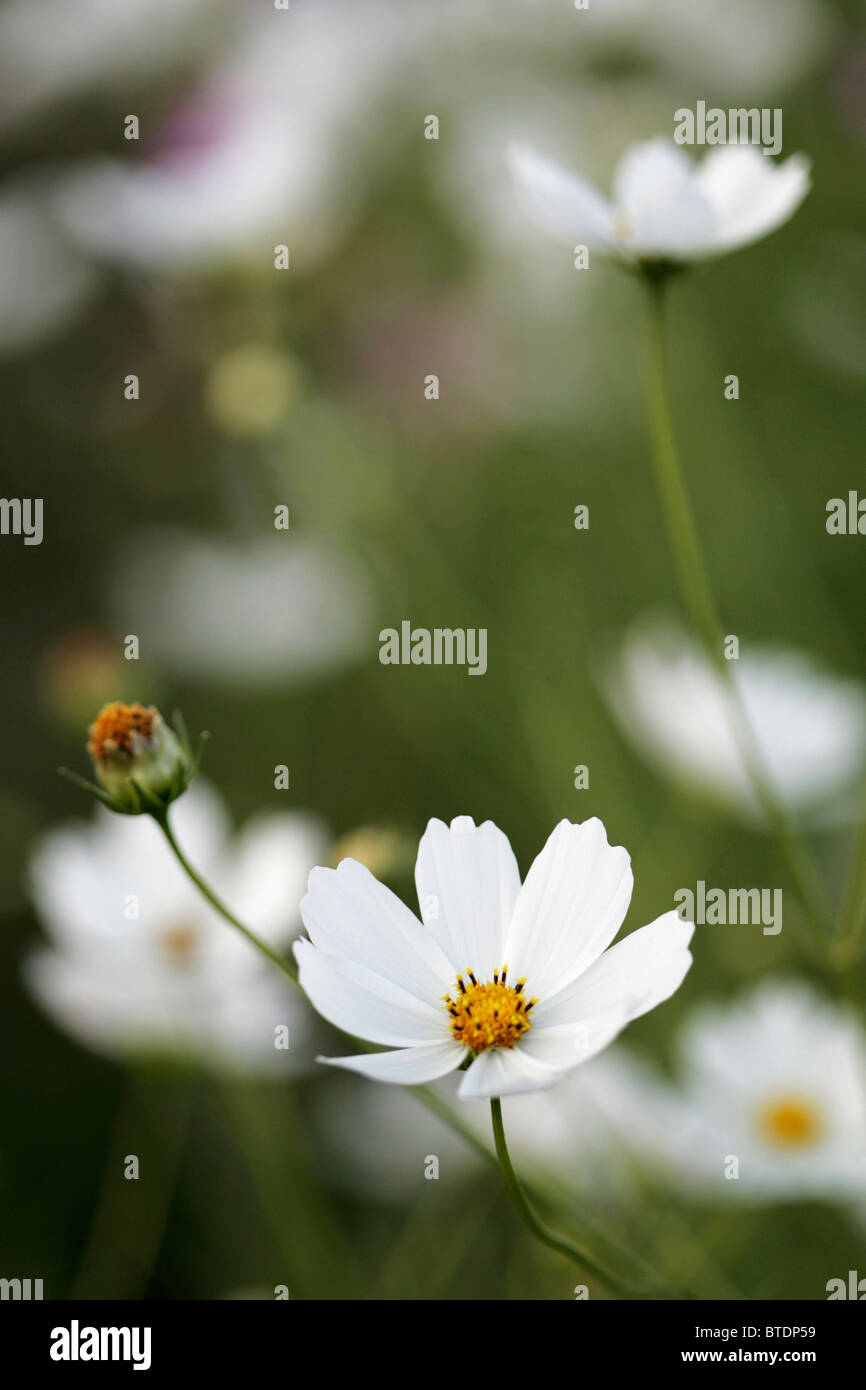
(108, 529), (375, 692)
(603, 614), (866, 827)
(596, 983), (866, 1203)
(295, 815), (694, 1100)
(508, 137), (810, 264)
(25, 780), (326, 1075)
(50, 1), (420, 272)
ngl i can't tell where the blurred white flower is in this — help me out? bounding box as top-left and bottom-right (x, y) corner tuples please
(597, 983), (866, 1204)
(51, 1), (420, 271)
(590, 0), (832, 89)
(509, 138), (810, 264)
(296, 814), (693, 1100)
(0, 0), (218, 130)
(603, 614), (866, 827)
(25, 780), (325, 1074)
(0, 181), (98, 354)
(109, 529), (375, 691)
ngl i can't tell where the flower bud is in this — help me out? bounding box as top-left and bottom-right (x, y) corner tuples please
(85, 702), (194, 814)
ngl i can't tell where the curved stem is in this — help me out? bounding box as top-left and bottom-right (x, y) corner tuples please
(155, 809), (298, 986)
(641, 277), (831, 950)
(490, 1098), (655, 1299)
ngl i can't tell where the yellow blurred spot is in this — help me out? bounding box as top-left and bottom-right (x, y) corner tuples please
(328, 825), (413, 878)
(160, 922), (200, 966)
(757, 1095), (822, 1148)
(204, 344), (297, 437)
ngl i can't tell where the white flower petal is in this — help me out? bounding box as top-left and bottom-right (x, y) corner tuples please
(532, 911), (694, 1030)
(695, 146), (811, 255)
(507, 142), (614, 249)
(519, 1011), (629, 1071)
(612, 137), (693, 211)
(318, 1039), (465, 1085)
(504, 818), (633, 998)
(414, 815), (521, 980)
(457, 1045), (563, 1099)
(612, 138), (714, 258)
(301, 859), (453, 1002)
(294, 938), (446, 1047)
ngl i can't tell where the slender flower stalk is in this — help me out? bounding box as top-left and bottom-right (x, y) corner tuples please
(154, 807), (300, 987)
(641, 275), (831, 951)
(489, 1097), (634, 1296)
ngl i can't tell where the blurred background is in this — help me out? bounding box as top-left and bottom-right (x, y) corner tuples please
(1, 0), (865, 1301)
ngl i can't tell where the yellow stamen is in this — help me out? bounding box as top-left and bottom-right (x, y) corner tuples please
(443, 964), (536, 1053)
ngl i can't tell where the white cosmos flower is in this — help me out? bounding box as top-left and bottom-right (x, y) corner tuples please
(596, 983), (866, 1203)
(508, 137), (810, 264)
(603, 614), (866, 827)
(108, 528), (375, 691)
(51, 1), (422, 272)
(295, 815), (694, 1100)
(25, 780), (326, 1075)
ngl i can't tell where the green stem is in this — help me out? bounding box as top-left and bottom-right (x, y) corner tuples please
(155, 809), (298, 985)
(641, 276), (830, 950)
(490, 1098), (651, 1298)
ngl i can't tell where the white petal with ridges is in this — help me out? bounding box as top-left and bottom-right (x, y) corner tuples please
(520, 1010), (630, 1071)
(300, 858), (453, 1002)
(458, 1045), (565, 1099)
(532, 911), (694, 1030)
(318, 1040), (465, 1085)
(504, 818), (633, 998)
(415, 815), (521, 981)
(294, 939), (447, 1047)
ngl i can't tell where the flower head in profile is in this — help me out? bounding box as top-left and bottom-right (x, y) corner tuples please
(295, 815), (694, 1100)
(62, 701), (201, 815)
(603, 614), (866, 828)
(508, 137), (810, 267)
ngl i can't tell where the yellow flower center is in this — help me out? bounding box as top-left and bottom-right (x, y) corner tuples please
(758, 1095), (823, 1148)
(87, 701), (157, 761)
(160, 922), (200, 967)
(613, 211), (633, 243)
(443, 965), (536, 1053)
